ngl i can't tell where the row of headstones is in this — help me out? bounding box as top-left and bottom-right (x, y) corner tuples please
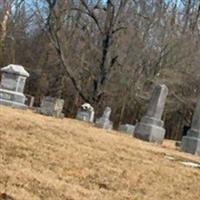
(76, 84), (200, 156)
(0, 65), (200, 155)
(0, 65), (65, 117)
(75, 85), (167, 142)
(76, 103), (113, 130)
(76, 104), (135, 132)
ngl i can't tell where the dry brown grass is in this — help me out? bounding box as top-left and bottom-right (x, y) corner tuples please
(0, 106), (200, 200)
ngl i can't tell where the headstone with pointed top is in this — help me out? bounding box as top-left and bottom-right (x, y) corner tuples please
(181, 97), (200, 155)
(0, 64), (29, 108)
(134, 84), (168, 144)
(95, 106), (113, 130)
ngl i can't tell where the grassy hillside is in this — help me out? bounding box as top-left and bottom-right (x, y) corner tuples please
(0, 106), (200, 200)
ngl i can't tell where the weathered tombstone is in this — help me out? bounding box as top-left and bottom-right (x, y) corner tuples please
(95, 106), (113, 130)
(181, 98), (200, 155)
(134, 84), (168, 144)
(0, 64), (29, 108)
(76, 103), (94, 123)
(119, 124), (135, 135)
(37, 96), (64, 118)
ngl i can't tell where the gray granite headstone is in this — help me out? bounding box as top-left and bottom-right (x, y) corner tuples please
(76, 103), (94, 123)
(134, 84), (168, 144)
(119, 124), (135, 135)
(37, 96), (64, 118)
(0, 64), (29, 108)
(95, 106), (113, 130)
(181, 97), (200, 155)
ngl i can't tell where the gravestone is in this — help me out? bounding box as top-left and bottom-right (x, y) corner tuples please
(134, 84), (168, 144)
(76, 103), (94, 123)
(181, 98), (200, 155)
(95, 106), (113, 130)
(119, 124), (135, 135)
(0, 64), (29, 108)
(37, 96), (64, 118)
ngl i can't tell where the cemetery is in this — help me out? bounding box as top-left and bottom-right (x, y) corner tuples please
(0, 64), (200, 157)
(1, 0), (200, 198)
(1, 105), (200, 200)
(0, 63), (200, 200)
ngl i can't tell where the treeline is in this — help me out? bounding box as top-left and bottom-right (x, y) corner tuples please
(1, 0), (200, 140)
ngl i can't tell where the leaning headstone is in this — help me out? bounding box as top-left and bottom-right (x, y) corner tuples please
(95, 106), (113, 130)
(119, 124), (135, 135)
(181, 98), (200, 155)
(76, 103), (94, 123)
(0, 64), (29, 108)
(134, 84), (168, 144)
(37, 96), (64, 118)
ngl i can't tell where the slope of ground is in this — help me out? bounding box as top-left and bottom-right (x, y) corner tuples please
(0, 106), (200, 200)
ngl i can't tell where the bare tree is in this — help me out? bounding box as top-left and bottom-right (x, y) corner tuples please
(0, 0), (200, 139)
(45, 0), (131, 105)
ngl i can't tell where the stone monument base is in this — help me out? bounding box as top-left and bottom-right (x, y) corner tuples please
(181, 129), (200, 155)
(134, 116), (165, 144)
(0, 89), (27, 108)
(95, 118), (113, 130)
